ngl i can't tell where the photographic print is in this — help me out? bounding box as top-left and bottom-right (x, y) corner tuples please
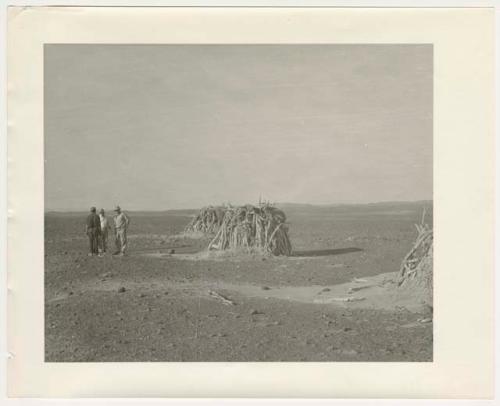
(44, 44), (433, 362)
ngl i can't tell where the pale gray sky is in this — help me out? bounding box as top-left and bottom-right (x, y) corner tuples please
(45, 44), (432, 211)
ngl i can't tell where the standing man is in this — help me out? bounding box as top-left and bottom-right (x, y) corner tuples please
(113, 205), (130, 256)
(98, 208), (111, 255)
(85, 206), (101, 256)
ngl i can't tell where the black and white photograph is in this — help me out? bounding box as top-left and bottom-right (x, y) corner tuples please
(44, 44), (433, 362)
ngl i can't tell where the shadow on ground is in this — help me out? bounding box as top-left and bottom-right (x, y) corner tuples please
(291, 247), (363, 257)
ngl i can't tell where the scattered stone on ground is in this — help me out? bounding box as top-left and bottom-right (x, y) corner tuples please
(45, 205), (433, 362)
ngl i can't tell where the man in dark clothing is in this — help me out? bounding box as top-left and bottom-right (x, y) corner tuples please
(86, 207), (101, 256)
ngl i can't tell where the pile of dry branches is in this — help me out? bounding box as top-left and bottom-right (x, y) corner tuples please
(184, 206), (226, 234)
(398, 209), (433, 305)
(207, 203), (292, 256)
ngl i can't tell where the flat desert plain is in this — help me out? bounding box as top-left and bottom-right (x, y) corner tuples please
(45, 202), (433, 362)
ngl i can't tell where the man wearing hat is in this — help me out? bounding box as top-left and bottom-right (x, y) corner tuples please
(98, 208), (112, 255)
(113, 205), (130, 256)
(85, 206), (101, 256)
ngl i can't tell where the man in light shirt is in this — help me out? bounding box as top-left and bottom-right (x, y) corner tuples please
(113, 205), (130, 256)
(98, 208), (111, 256)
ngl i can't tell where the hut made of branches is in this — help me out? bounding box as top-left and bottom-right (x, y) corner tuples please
(185, 206), (226, 234)
(398, 210), (433, 306)
(208, 203), (292, 256)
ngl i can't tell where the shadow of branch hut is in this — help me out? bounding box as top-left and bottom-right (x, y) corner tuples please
(290, 247), (363, 258)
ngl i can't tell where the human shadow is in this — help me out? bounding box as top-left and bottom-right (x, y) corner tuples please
(291, 247), (363, 257)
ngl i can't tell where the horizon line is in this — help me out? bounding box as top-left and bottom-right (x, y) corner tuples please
(44, 198), (433, 213)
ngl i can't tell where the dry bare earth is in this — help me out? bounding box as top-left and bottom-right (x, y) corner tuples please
(45, 202), (433, 362)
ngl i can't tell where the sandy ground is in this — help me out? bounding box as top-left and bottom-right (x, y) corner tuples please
(45, 202), (433, 361)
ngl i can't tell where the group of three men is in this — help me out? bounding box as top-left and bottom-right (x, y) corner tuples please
(86, 205), (130, 257)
